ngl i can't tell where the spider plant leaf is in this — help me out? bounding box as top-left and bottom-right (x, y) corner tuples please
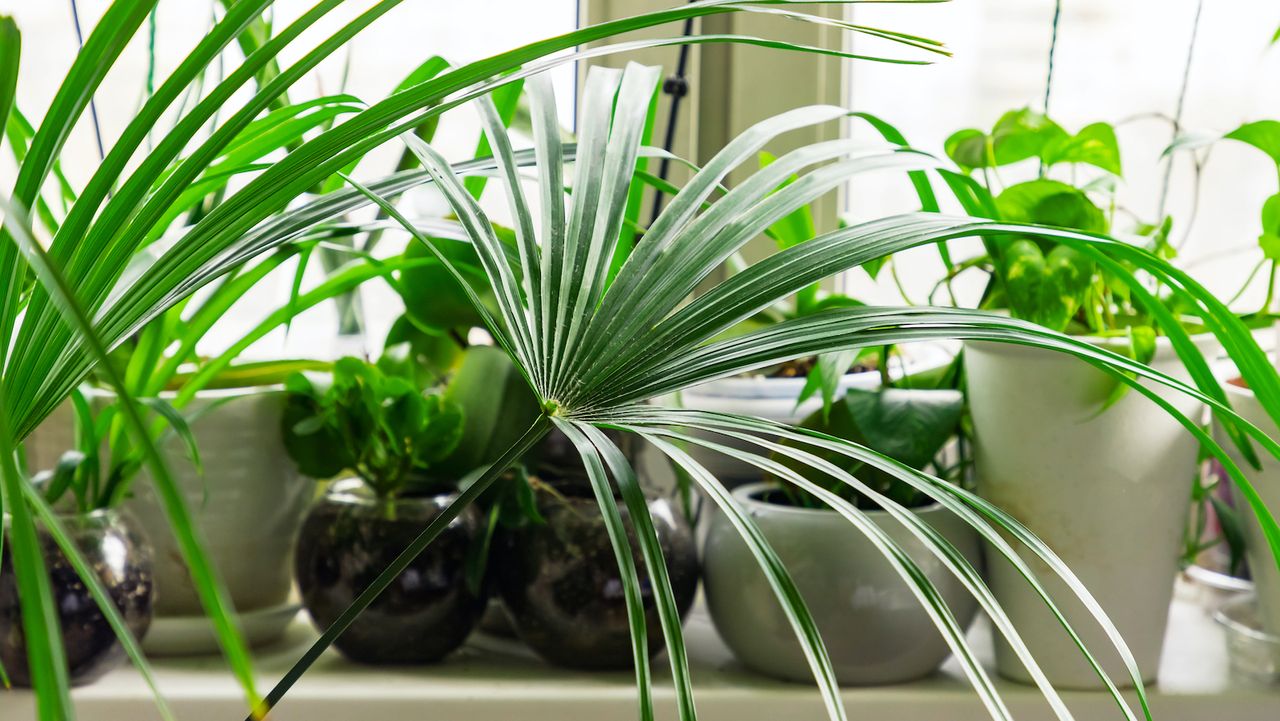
(0, 396), (72, 720)
(0, 0), (157, 364)
(636, 433), (847, 721)
(8, 0), (394, 417)
(174, 253), (428, 405)
(0, 15), (18, 149)
(577, 422), (698, 721)
(553, 419), (655, 721)
(20, 482), (177, 721)
(135, 396), (202, 481)
(253, 415), (551, 720)
(149, 248), (297, 395)
(0, 199), (261, 708)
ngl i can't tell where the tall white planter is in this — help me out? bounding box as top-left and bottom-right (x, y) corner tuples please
(965, 334), (1216, 688)
(25, 387), (312, 617)
(1212, 368), (1280, 634)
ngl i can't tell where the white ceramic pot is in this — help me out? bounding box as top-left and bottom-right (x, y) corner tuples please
(965, 334), (1217, 688)
(703, 483), (981, 685)
(675, 344), (953, 484)
(1212, 365), (1280, 635)
(24, 387), (312, 618)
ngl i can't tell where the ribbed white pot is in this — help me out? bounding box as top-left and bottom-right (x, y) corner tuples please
(25, 386), (312, 616)
(1211, 366), (1280, 635)
(965, 334), (1216, 688)
(676, 344), (952, 484)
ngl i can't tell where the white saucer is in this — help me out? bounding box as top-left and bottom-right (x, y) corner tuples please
(142, 603), (302, 656)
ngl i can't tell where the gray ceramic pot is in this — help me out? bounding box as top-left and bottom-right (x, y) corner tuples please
(704, 483), (981, 685)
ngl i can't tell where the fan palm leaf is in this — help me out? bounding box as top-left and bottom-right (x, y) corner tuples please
(320, 61), (1280, 721)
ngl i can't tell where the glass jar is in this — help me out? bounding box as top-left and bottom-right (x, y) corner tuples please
(0, 509), (155, 686)
(294, 480), (485, 664)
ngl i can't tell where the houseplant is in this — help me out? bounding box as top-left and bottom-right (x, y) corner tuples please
(493, 427), (700, 669)
(2, 2), (875, 710)
(674, 192), (952, 483)
(912, 103), (1235, 687)
(282, 356), (478, 664)
(2, 389), (156, 686)
(5, 4), (1280, 721)
(19, 233), (414, 653)
(269, 59), (1280, 721)
(703, 381), (979, 684)
(1187, 118), (1280, 635)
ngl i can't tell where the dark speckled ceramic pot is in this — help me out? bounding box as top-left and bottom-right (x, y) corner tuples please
(0, 509), (154, 686)
(494, 485), (699, 669)
(294, 481), (485, 664)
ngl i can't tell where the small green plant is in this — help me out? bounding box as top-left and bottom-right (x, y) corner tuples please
(32, 388), (199, 515)
(767, 383), (967, 510)
(281, 357), (464, 499)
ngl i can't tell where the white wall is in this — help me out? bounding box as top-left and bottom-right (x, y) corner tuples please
(843, 0), (1280, 309)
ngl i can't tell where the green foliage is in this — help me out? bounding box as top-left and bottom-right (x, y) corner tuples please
(1000, 240), (1094, 332)
(1041, 122), (1122, 176)
(281, 357), (464, 498)
(945, 109), (1120, 177)
(945, 108), (1067, 169)
(767, 386), (966, 509)
(435, 345), (541, 479)
(1225, 120), (1280, 165)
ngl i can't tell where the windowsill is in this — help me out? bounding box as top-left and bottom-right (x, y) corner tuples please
(2, 578), (1274, 720)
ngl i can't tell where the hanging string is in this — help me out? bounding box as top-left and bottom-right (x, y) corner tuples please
(1038, 0), (1063, 178)
(1156, 0), (1205, 225)
(1042, 0), (1063, 117)
(68, 0), (106, 163)
(648, 0), (699, 228)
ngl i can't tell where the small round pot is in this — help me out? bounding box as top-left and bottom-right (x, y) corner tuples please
(295, 481), (485, 664)
(26, 386), (312, 623)
(494, 487), (699, 669)
(704, 483), (981, 685)
(0, 509), (154, 686)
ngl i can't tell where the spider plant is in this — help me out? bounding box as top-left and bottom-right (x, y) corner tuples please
(0, 2), (951, 717)
(305, 61), (1280, 721)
